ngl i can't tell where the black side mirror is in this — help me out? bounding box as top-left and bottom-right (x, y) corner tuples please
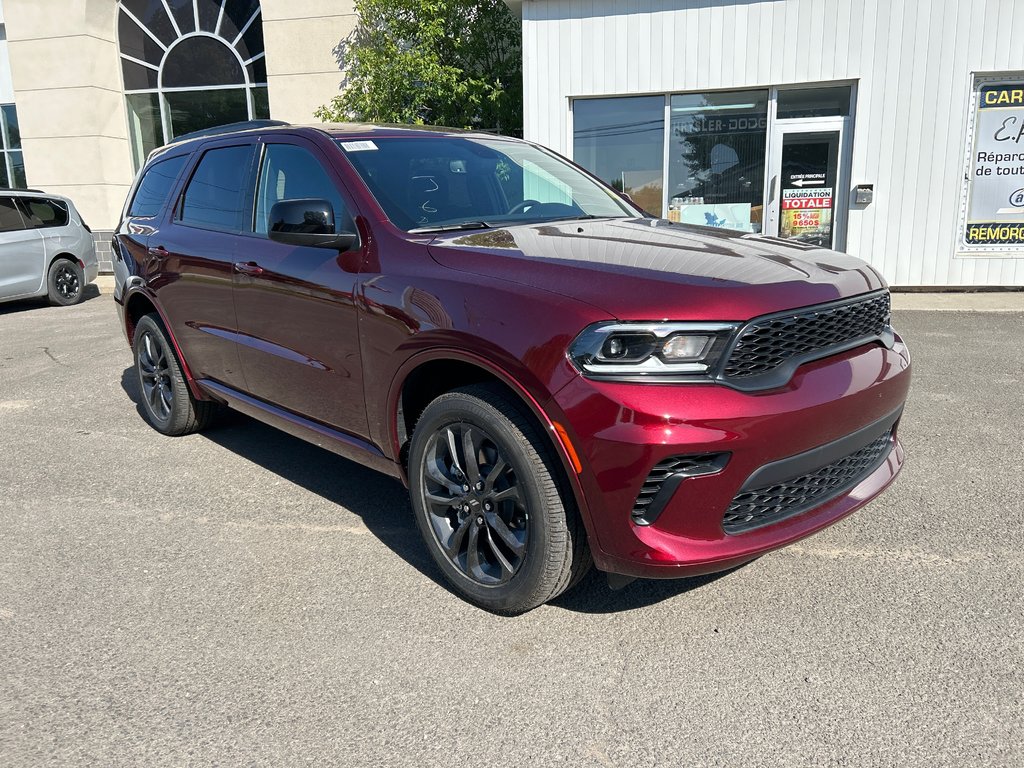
(268, 199), (358, 251)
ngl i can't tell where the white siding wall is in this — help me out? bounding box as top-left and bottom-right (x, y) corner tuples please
(520, 0), (1024, 287)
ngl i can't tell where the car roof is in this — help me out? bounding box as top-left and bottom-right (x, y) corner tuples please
(147, 121), (519, 164)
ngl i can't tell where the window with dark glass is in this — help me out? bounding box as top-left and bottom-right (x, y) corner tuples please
(129, 154), (188, 218)
(18, 198), (70, 228)
(0, 105), (27, 189)
(667, 90), (769, 232)
(254, 145), (348, 235)
(117, 0), (269, 171)
(572, 96), (665, 216)
(0, 197), (25, 232)
(776, 87), (852, 120)
(180, 146), (252, 230)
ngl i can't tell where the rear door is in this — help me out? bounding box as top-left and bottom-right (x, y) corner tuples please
(232, 137), (368, 436)
(148, 141), (255, 390)
(0, 195), (46, 300)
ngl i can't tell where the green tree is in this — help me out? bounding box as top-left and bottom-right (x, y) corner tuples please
(315, 0), (523, 135)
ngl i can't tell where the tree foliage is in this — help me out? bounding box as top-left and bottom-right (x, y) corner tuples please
(315, 0), (523, 135)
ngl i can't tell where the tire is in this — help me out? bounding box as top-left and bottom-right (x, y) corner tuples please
(47, 258), (84, 306)
(133, 313), (217, 436)
(409, 383), (590, 614)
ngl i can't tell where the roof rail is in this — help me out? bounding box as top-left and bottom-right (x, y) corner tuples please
(168, 119), (291, 145)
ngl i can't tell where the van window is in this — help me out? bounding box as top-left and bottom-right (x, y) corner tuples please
(0, 197), (25, 232)
(18, 198), (70, 228)
(129, 154), (188, 218)
(253, 144), (349, 235)
(180, 145), (252, 231)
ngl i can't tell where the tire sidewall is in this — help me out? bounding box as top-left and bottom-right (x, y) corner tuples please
(47, 259), (84, 306)
(409, 392), (565, 613)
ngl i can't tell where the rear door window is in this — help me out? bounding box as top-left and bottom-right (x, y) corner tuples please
(0, 197), (26, 232)
(129, 154), (188, 218)
(18, 198), (70, 228)
(180, 145), (253, 231)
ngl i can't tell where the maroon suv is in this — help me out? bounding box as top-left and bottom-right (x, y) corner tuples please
(113, 121), (911, 613)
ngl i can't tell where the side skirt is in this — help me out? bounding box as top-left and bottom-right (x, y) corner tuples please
(196, 379), (404, 482)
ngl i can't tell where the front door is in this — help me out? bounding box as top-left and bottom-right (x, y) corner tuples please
(232, 138), (369, 438)
(765, 118), (849, 250)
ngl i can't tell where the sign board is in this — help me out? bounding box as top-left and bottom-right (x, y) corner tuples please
(781, 187), (833, 245)
(957, 78), (1024, 255)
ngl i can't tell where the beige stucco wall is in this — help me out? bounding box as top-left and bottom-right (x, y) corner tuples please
(4, 0), (132, 232)
(261, 0), (356, 123)
(3, 0), (357, 234)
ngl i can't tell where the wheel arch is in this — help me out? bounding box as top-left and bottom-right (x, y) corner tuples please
(388, 350), (595, 543)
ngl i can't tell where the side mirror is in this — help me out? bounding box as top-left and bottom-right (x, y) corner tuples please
(268, 199), (357, 251)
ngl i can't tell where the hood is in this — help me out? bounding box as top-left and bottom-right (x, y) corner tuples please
(427, 218), (886, 321)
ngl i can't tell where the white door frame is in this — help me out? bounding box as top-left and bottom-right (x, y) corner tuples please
(764, 115), (853, 250)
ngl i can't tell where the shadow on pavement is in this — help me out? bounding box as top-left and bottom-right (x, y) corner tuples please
(120, 366), (733, 615)
(0, 284), (102, 316)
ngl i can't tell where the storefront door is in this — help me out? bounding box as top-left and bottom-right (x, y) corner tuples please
(765, 118), (850, 250)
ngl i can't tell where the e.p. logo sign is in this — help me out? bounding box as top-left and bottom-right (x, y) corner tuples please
(960, 81), (1024, 252)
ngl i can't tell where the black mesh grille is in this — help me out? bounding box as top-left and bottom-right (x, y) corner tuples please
(722, 292), (891, 381)
(632, 454), (727, 519)
(723, 431), (894, 534)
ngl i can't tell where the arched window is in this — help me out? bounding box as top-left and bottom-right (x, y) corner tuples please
(118, 1), (268, 170)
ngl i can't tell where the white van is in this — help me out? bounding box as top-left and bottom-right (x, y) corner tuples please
(0, 190), (98, 306)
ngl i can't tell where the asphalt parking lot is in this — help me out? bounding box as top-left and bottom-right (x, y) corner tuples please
(1, 289), (1021, 767)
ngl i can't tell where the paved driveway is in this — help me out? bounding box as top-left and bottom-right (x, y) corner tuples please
(1, 290), (1021, 766)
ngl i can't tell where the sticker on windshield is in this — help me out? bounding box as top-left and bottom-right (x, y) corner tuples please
(341, 140), (378, 152)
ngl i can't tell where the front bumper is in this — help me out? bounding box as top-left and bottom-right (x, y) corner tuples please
(553, 335), (912, 578)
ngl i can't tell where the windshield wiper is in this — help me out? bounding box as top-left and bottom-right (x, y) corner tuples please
(408, 221), (493, 234)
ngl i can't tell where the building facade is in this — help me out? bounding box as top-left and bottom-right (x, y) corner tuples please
(0, 0), (355, 269)
(508, 0), (1024, 287)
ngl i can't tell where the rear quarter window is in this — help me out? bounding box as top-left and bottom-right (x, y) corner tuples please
(129, 154), (188, 218)
(18, 198), (70, 228)
(0, 197), (26, 232)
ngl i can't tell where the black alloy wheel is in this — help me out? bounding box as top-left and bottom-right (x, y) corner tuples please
(137, 326), (174, 425)
(409, 384), (590, 614)
(421, 421), (529, 585)
(132, 313), (217, 436)
(47, 259), (84, 306)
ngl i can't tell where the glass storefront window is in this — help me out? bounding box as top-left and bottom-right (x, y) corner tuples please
(0, 104), (26, 189)
(667, 90), (768, 232)
(776, 86), (851, 119)
(573, 96), (665, 217)
(117, 0), (268, 171)
(165, 89), (250, 140)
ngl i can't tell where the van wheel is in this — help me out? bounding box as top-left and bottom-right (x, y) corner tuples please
(409, 384), (589, 614)
(47, 259), (84, 306)
(133, 314), (217, 436)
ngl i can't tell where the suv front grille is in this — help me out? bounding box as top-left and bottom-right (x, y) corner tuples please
(721, 291), (891, 385)
(722, 430), (894, 534)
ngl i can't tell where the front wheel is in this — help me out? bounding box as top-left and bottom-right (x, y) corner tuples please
(409, 384), (589, 614)
(47, 259), (84, 306)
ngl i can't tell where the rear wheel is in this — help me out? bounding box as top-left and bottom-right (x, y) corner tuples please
(47, 259), (84, 306)
(133, 313), (217, 436)
(409, 384), (589, 614)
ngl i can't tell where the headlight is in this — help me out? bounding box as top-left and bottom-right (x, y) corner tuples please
(569, 322), (738, 381)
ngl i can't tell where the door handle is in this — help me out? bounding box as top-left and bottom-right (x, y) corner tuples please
(147, 245), (169, 259)
(234, 261), (264, 277)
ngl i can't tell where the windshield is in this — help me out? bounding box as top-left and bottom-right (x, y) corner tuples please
(335, 135), (638, 232)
